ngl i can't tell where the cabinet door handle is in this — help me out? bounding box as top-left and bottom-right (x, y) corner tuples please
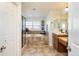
(0, 46), (6, 53)
(67, 46), (71, 52)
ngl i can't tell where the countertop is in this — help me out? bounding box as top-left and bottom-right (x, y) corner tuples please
(58, 37), (68, 46)
(53, 32), (67, 35)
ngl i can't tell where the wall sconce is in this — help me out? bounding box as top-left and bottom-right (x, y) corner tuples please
(61, 23), (66, 33)
(65, 7), (68, 12)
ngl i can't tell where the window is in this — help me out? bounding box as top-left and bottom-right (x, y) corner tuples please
(26, 21), (32, 29)
(26, 21), (41, 30)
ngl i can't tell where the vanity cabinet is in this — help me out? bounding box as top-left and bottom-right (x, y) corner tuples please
(53, 33), (68, 53)
(53, 33), (59, 50)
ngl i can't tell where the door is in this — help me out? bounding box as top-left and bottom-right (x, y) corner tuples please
(68, 2), (79, 56)
(0, 2), (21, 56)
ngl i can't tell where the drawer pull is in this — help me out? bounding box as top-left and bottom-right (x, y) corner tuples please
(67, 46), (71, 52)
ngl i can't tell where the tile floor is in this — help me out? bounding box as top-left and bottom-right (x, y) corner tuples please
(22, 45), (67, 56)
(22, 34), (67, 56)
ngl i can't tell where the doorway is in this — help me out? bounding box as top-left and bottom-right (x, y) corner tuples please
(21, 2), (68, 56)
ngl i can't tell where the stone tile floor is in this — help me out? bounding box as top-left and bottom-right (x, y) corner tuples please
(22, 45), (67, 56)
(22, 34), (67, 56)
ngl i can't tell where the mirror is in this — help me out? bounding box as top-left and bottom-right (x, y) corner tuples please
(53, 18), (68, 33)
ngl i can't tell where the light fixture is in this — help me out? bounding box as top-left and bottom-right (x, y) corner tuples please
(61, 23), (66, 33)
(65, 7), (68, 12)
(32, 8), (36, 11)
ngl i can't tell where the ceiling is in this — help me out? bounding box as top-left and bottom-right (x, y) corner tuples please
(22, 2), (68, 20)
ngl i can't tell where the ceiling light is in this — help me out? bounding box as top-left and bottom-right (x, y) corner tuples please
(32, 8), (36, 11)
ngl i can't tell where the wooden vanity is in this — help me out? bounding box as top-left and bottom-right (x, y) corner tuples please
(53, 33), (68, 53)
(58, 37), (68, 46)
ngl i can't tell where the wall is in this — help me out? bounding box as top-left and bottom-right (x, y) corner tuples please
(45, 11), (68, 46)
(53, 18), (68, 33)
(47, 10), (68, 33)
(68, 2), (79, 56)
(45, 15), (53, 46)
(0, 3), (21, 56)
